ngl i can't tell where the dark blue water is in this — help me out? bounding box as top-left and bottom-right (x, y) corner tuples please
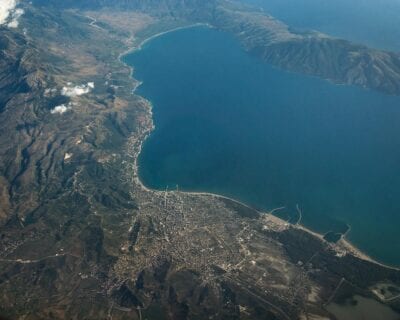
(243, 0), (400, 51)
(125, 26), (400, 266)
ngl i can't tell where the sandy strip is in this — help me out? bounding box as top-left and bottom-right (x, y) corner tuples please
(118, 22), (400, 272)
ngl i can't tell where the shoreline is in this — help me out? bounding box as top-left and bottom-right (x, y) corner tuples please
(119, 23), (400, 272)
(118, 22), (213, 97)
(119, 22), (212, 62)
(185, 192), (399, 270)
(137, 22), (212, 51)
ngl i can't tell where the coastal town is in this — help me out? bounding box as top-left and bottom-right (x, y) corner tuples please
(1, 1), (400, 319)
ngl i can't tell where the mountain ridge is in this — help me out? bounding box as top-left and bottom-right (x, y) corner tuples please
(31, 0), (400, 95)
(1, 2), (400, 319)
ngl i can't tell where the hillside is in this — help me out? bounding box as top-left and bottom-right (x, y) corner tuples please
(30, 0), (400, 95)
(1, 1), (400, 319)
(213, 4), (400, 95)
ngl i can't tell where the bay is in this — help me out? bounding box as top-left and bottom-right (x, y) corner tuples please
(125, 26), (400, 266)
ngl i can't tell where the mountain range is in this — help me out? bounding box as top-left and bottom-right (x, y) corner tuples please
(1, 1), (400, 319)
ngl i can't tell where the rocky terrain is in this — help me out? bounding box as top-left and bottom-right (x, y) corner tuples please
(33, 0), (400, 95)
(213, 3), (400, 95)
(1, 1), (400, 319)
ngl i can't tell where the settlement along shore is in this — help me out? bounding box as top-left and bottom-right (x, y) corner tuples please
(122, 23), (400, 272)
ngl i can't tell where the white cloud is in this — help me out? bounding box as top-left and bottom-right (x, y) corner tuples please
(0, 0), (24, 28)
(44, 88), (58, 97)
(61, 82), (95, 97)
(0, 0), (17, 25)
(7, 19), (18, 28)
(7, 8), (24, 28)
(50, 104), (71, 115)
(64, 153), (73, 161)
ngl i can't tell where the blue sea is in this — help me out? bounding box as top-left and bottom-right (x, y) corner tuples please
(125, 26), (400, 266)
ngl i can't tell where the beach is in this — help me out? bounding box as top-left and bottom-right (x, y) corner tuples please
(122, 24), (400, 272)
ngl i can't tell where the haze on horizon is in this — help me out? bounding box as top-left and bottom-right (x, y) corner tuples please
(242, 0), (400, 51)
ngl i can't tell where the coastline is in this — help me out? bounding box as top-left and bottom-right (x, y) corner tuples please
(137, 22), (212, 51)
(120, 23), (400, 272)
(117, 22), (213, 105)
(119, 22), (212, 62)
